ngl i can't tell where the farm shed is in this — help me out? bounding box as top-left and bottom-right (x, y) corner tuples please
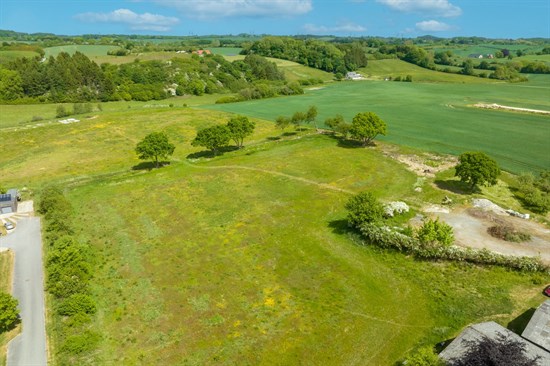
(439, 321), (550, 364)
(522, 300), (550, 352)
(0, 189), (18, 214)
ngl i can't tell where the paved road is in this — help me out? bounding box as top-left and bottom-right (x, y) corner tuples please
(0, 217), (48, 366)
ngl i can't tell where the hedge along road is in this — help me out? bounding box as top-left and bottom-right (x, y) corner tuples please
(0, 217), (47, 366)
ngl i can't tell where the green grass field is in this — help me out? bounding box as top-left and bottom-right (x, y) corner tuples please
(430, 43), (545, 58)
(0, 100), (547, 364)
(360, 59), (499, 83)
(205, 79), (550, 173)
(0, 50), (41, 63)
(207, 47), (242, 56)
(43, 45), (119, 58)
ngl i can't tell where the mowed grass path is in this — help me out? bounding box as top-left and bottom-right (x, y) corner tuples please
(204, 79), (550, 173)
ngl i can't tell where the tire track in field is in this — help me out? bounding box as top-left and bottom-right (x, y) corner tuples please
(184, 161), (354, 194)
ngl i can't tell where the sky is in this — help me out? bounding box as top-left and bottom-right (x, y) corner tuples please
(0, 0), (549, 39)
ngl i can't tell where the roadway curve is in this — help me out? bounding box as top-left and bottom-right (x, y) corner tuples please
(0, 217), (47, 366)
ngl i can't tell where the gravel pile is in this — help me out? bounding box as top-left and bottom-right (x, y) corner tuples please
(472, 198), (507, 215)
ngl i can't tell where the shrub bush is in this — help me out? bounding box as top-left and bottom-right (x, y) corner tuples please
(58, 294), (96, 316)
(345, 192), (384, 228)
(488, 225), (531, 243)
(415, 218), (454, 247)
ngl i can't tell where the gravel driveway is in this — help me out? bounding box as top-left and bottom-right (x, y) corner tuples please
(0, 217), (48, 366)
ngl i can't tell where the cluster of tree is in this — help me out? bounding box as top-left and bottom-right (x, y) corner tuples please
(274, 106), (318, 130)
(241, 36), (367, 74)
(0, 50), (301, 103)
(516, 170), (550, 214)
(56, 102), (99, 118)
(378, 43), (436, 69)
(191, 115), (256, 155)
(38, 186), (99, 361)
(326, 112), (387, 146)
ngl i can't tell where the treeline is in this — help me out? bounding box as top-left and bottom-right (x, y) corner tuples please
(38, 186), (99, 362)
(241, 36), (368, 75)
(0, 51), (305, 103)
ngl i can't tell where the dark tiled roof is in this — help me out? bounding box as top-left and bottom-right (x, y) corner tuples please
(522, 300), (550, 352)
(440, 321), (550, 364)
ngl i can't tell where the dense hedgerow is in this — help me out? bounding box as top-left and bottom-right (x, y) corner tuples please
(39, 186), (99, 362)
(357, 223), (548, 273)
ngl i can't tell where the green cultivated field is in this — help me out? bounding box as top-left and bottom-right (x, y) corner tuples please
(205, 79), (550, 173)
(0, 50), (41, 63)
(43, 45), (119, 58)
(207, 47), (242, 56)
(360, 59), (499, 83)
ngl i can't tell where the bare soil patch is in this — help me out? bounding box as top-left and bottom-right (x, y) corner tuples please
(380, 145), (457, 178)
(473, 103), (550, 116)
(433, 206), (550, 263)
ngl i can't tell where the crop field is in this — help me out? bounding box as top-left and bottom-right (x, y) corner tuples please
(207, 47), (242, 56)
(360, 59), (498, 83)
(43, 45), (119, 58)
(430, 43), (545, 58)
(205, 78), (550, 173)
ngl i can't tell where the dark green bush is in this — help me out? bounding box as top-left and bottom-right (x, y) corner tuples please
(58, 294), (96, 316)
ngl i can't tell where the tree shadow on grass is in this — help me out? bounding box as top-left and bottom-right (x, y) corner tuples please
(131, 161), (171, 171)
(186, 146), (239, 159)
(282, 131), (298, 137)
(434, 179), (476, 195)
(507, 307), (536, 334)
(328, 219), (351, 235)
(266, 136), (281, 141)
(326, 134), (370, 149)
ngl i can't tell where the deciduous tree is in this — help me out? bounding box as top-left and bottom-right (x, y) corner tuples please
(455, 152), (500, 190)
(275, 116), (291, 131)
(345, 191), (384, 228)
(305, 105), (318, 129)
(349, 112), (387, 146)
(227, 115), (255, 148)
(191, 125), (231, 155)
(0, 292), (19, 332)
(135, 132), (175, 168)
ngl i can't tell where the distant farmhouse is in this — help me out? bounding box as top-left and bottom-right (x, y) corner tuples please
(345, 71), (364, 80)
(193, 50), (212, 56)
(468, 53), (494, 59)
(440, 300), (550, 364)
(0, 189), (19, 214)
